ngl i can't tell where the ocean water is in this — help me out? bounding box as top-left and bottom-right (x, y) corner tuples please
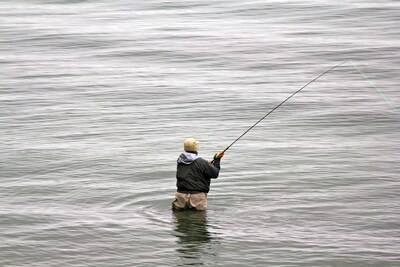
(1, 1), (399, 266)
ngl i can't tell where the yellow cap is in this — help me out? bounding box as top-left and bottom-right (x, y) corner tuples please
(184, 138), (199, 152)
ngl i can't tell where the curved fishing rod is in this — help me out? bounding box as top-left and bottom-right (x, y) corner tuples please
(219, 60), (348, 155)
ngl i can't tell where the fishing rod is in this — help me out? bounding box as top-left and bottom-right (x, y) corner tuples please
(214, 60), (348, 158)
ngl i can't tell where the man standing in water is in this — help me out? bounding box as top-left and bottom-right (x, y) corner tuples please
(172, 138), (224, 211)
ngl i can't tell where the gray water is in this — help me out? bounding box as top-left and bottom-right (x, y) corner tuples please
(1, 1), (400, 266)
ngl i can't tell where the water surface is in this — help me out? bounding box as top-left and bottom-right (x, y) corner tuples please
(1, 1), (399, 266)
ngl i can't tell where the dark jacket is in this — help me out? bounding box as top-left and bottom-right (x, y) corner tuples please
(176, 152), (221, 194)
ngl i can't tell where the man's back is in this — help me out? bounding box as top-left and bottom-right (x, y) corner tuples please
(176, 152), (220, 194)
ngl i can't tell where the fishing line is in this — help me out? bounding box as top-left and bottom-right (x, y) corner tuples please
(219, 60), (348, 154)
(210, 60), (397, 208)
(349, 60), (399, 115)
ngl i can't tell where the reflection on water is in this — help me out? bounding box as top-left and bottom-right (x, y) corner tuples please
(172, 210), (219, 266)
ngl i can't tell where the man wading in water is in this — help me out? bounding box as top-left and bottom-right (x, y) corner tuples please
(172, 138), (224, 211)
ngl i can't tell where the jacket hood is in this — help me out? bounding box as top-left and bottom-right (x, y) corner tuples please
(177, 152), (199, 165)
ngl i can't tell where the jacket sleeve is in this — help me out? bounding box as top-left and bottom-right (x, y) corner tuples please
(199, 158), (220, 179)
